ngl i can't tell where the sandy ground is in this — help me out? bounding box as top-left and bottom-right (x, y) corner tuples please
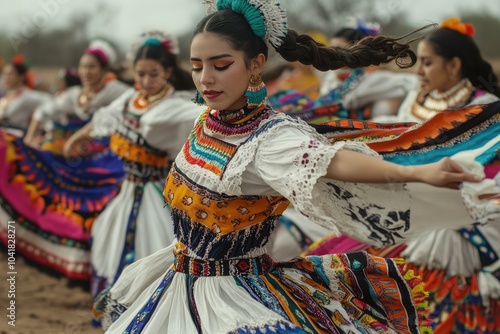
(0, 252), (101, 334)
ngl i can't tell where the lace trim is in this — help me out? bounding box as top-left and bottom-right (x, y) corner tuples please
(453, 134), (500, 225)
(278, 137), (411, 246)
(218, 113), (366, 195)
(90, 110), (120, 138)
(174, 153), (229, 188)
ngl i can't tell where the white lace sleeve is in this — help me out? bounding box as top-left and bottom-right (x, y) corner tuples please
(90, 89), (135, 138)
(255, 121), (412, 247)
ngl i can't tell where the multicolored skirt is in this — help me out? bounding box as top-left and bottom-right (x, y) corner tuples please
(94, 243), (430, 333)
(0, 129), (125, 282)
(305, 101), (500, 333)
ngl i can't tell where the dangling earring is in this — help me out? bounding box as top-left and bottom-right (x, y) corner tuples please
(192, 90), (205, 105)
(245, 74), (267, 108)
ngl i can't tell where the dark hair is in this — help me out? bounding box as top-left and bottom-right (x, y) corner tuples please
(134, 43), (195, 91)
(193, 10), (269, 67)
(85, 51), (108, 68)
(332, 28), (367, 43)
(12, 64), (28, 77)
(424, 28), (500, 97)
(62, 68), (82, 88)
(10, 55), (33, 88)
(193, 9), (419, 72)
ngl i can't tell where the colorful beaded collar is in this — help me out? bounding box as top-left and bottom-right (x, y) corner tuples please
(205, 103), (272, 137)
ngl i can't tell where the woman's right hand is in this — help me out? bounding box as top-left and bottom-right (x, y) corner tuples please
(62, 138), (79, 158)
(23, 137), (31, 146)
(63, 122), (94, 158)
(23, 134), (35, 147)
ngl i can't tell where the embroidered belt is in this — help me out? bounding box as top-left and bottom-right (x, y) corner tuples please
(174, 253), (275, 276)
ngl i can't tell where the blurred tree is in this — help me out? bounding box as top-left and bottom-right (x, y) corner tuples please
(0, 4), (120, 68)
(17, 14), (91, 67)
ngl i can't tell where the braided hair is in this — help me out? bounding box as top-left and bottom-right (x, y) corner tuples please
(194, 9), (424, 71)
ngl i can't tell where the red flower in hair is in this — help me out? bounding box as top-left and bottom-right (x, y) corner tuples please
(440, 18), (475, 37)
(12, 54), (26, 65)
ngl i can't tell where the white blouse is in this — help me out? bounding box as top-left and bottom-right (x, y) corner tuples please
(33, 80), (129, 125)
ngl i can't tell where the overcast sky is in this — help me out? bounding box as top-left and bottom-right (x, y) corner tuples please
(1, 0), (499, 51)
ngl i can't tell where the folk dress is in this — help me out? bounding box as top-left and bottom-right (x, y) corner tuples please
(89, 88), (204, 297)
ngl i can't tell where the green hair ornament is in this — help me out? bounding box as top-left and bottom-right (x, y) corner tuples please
(202, 0), (287, 48)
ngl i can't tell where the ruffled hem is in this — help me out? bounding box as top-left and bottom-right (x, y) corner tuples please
(405, 264), (500, 334)
(305, 234), (500, 333)
(0, 129), (124, 280)
(0, 214), (91, 281)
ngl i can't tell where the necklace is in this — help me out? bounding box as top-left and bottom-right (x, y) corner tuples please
(205, 103), (271, 137)
(411, 79), (474, 121)
(78, 81), (106, 109)
(133, 84), (174, 110)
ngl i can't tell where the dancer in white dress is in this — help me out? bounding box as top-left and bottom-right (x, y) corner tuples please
(24, 40), (129, 154)
(0, 54), (50, 130)
(65, 32), (205, 297)
(308, 18), (500, 333)
(94, 3), (495, 333)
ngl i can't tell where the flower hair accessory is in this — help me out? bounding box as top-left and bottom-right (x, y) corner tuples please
(11, 54), (36, 88)
(127, 30), (180, 63)
(86, 39), (118, 65)
(12, 54), (27, 66)
(202, 0), (288, 48)
(440, 18), (475, 37)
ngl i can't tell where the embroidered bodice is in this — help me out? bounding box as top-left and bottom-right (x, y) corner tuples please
(91, 88), (204, 181)
(165, 104), (290, 260)
(164, 166), (289, 260)
(164, 104), (414, 261)
(109, 90), (176, 181)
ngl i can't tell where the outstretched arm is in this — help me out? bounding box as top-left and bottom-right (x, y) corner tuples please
(23, 118), (42, 146)
(326, 149), (482, 189)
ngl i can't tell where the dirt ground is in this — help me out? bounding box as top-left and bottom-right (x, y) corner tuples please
(0, 251), (101, 334)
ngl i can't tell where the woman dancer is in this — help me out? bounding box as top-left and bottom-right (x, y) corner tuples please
(375, 17), (499, 123)
(65, 32), (204, 297)
(95, 3), (496, 333)
(0, 54), (51, 130)
(24, 40), (129, 153)
(0, 42), (128, 283)
(307, 18), (500, 333)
